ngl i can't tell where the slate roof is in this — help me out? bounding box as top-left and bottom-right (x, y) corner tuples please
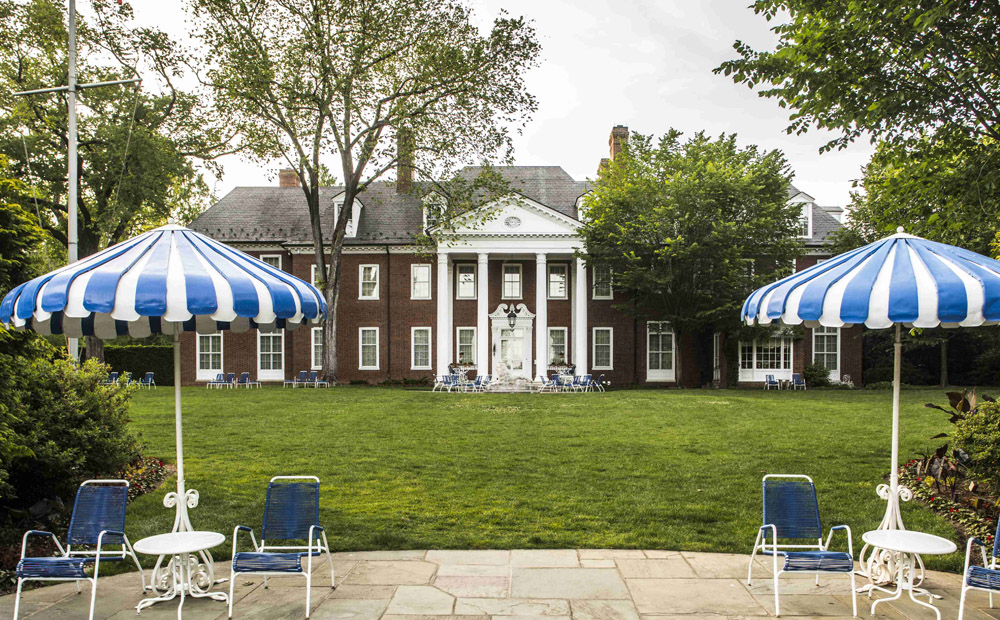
(190, 166), (593, 245)
(788, 183), (843, 248)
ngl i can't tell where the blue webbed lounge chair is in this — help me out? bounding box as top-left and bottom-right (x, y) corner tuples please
(13, 480), (145, 620)
(230, 476), (334, 618)
(306, 370), (329, 388)
(225, 372), (236, 388)
(959, 516), (1000, 620)
(764, 374), (780, 390)
(290, 370), (309, 388)
(748, 475), (856, 617)
(791, 373), (807, 390)
(207, 372), (225, 389)
(591, 374), (606, 392)
(139, 372), (155, 389)
(104, 371), (119, 385)
(236, 372), (261, 389)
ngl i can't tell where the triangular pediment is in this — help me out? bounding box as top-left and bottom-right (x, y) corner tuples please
(435, 194), (581, 238)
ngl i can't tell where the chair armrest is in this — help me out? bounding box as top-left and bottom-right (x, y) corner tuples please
(760, 524), (778, 547)
(21, 530), (65, 559)
(965, 537), (992, 573)
(824, 525), (853, 555)
(95, 530), (125, 563)
(233, 525), (260, 555)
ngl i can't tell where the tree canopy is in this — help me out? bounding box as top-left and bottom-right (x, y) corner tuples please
(579, 130), (802, 336)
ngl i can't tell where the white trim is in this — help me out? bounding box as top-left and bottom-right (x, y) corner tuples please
(548, 327), (568, 366)
(592, 327), (613, 370)
(431, 193), (583, 235)
(738, 336), (794, 382)
(310, 327), (323, 370)
(502, 262), (522, 300)
(310, 264), (320, 288)
(411, 263), (432, 300)
(359, 264), (380, 300)
(592, 264), (613, 300)
(456, 326), (477, 367)
(646, 321), (676, 382)
(547, 263), (569, 300)
(359, 327), (380, 370)
(259, 254), (282, 270)
(257, 331), (284, 381)
(812, 326), (841, 382)
(455, 263), (477, 300)
(411, 327), (432, 370)
(196, 332), (223, 381)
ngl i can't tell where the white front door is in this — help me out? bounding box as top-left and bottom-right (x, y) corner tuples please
(497, 328), (527, 377)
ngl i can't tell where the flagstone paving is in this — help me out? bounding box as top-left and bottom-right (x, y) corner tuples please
(4, 550), (1000, 620)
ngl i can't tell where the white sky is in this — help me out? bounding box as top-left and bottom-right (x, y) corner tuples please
(136, 0), (874, 208)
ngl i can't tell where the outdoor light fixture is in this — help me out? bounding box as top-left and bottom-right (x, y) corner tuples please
(507, 309), (518, 329)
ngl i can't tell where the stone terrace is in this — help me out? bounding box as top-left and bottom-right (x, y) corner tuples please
(3, 549), (998, 620)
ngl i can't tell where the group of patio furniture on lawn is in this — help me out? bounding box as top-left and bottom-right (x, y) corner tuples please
(432, 372), (606, 392)
(283, 370), (331, 388)
(103, 371), (156, 389)
(763, 373), (808, 390)
(13, 477), (334, 620)
(207, 372), (263, 389)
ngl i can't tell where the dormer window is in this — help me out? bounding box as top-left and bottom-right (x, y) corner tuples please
(334, 194), (363, 238)
(422, 192), (446, 231)
(797, 204), (812, 238)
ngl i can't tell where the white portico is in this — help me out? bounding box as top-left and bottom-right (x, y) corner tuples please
(433, 195), (586, 380)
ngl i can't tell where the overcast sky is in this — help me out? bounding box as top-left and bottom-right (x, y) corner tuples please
(141, 0), (874, 208)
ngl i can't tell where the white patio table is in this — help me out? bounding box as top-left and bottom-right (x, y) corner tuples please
(134, 531), (229, 617)
(862, 530), (957, 620)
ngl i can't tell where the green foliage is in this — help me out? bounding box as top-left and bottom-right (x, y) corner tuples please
(104, 345), (173, 385)
(717, 1), (1000, 152)
(579, 130), (801, 334)
(0, 354), (141, 525)
(802, 362), (831, 388)
(955, 399), (1000, 492)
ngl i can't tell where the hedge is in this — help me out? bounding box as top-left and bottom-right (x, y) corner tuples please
(104, 345), (174, 385)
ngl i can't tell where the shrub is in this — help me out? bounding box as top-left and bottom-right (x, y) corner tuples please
(104, 344), (173, 384)
(955, 400), (1000, 492)
(802, 362), (831, 388)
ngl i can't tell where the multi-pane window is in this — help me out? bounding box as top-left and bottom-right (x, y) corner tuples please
(593, 327), (613, 369)
(359, 265), (379, 299)
(411, 264), (431, 300)
(548, 264), (568, 299)
(412, 327), (431, 369)
(359, 327), (379, 369)
(502, 264), (522, 299)
(797, 205), (811, 237)
(259, 333), (283, 370)
(647, 322), (674, 371)
(813, 327), (840, 374)
(593, 264), (613, 299)
(197, 334), (222, 374)
(456, 327), (476, 365)
(311, 327), (323, 369)
(456, 264), (476, 299)
(740, 342), (754, 370)
(260, 255), (282, 270)
(548, 328), (568, 365)
(740, 337), (792, 370)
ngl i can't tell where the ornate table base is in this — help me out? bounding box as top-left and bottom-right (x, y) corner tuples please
(857, 483), (925, 590)
(869, 551), (941, 620)
(137, 552), (229, 617)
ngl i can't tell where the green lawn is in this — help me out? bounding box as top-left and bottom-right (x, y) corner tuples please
(124, 386), (966, 571)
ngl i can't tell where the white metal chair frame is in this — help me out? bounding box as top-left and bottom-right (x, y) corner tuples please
(12, 479), (146, 620)
(747, 474), (857, 617)
(958, 536), (999, 620)
(228, 476), (335, 618)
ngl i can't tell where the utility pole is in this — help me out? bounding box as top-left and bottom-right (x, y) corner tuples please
(13, 0), (139, 361)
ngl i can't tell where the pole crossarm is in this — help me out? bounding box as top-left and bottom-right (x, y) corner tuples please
(12, 77), (141, 97)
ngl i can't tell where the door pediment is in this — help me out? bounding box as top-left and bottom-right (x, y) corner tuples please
(437, 195), (581, 238)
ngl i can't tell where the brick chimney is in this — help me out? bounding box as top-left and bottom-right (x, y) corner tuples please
(396, 127), (414, 194)
(278, 168), (299, 188)
(609, 125), (628, 160)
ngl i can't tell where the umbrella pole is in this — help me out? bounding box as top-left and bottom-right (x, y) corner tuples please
(174, 330), (186, 528)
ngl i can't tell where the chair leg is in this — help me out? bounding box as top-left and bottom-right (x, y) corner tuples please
(747, 532), (761, 585)
(959, 584), (969, 620)
(12, 578), (23, 620)
(773, 570), (780, 617)
(88, 577), (99, 620)
(306, 570), (312, 618)
(228, 571), (237, 617)
(849, 570), (857, 617)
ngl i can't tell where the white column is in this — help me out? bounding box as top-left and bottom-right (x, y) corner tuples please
(535, 253), (548, 380)
(436, 251), (450, 375)
(477, 253), (489, 373)
(573, 257), (588, 374)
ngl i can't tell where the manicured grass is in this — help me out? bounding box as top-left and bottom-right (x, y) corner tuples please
(125, 386), (966, 571)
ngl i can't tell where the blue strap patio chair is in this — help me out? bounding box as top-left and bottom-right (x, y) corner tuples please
(237, 372), (261, 389)
(764, 374), (780, 390)
(591, 374), (606, 392)
(551, 374), (567, 392)
(207, 372), (225, 389)
(791, 373), (807, 390)
(306, 370), (329, 388)
(959, 517), (1000, 620)
(225, 372), (236, 388)
(229, 476), (334, 618)
(104, 371), (119, 385)
(139, 372), (155, 389)
(748, 475), (856, 617)
(12, 480), (145, 620)
(292, 370), (310, 388)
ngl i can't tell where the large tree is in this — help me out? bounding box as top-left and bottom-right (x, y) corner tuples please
(191, 0), (539, 382)
(580, 130), (802, 382)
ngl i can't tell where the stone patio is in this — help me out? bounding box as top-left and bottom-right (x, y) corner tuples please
(3, 549), (999, 620)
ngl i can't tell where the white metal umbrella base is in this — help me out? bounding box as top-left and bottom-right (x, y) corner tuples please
(857, 484), (926, 590)
(147, 488), (226, 595)
(868, 552), (940, 620)
(137, 551), (229, 617)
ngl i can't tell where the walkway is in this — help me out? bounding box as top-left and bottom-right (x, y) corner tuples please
(2, 549), (995, 620)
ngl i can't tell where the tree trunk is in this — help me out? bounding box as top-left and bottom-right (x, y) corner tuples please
(85, 336), (105, 363)
(939, 337), (948, 388)
(322, 284), (340, 384)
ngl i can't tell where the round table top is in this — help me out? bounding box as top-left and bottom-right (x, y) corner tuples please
(134, 531), (226, 556)
(862, 529), (957, 555)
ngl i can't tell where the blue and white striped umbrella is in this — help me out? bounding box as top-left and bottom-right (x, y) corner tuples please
(741, 228), (1000, 329)
(0, 224), (326, 339)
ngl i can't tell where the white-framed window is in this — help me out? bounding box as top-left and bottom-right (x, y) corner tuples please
(411, 264), (432, 300)
(260, 254), (282, 270)
(456, 264), (476, 299)
(646, 321), (675, 382)
(739, 336), (793, 382)
(311, 327), (323, 370)
(359, 264), (379, 300)
(196, 333), (222, 381)
(359, 327), (379, 370)
(813, 326), (840, 381)
(257, 331), (284, 381)
(502, 263), (522, 299)
(456, 327), (476, 366)
(411, 327), (432, 370)
(548, 327), (568, 365)
(311, 264), (321, 288)
(593, 264), (613, 300)
(547, 264), (568, 299)
(797, 204), (812, 238)
(592, 327), (613, 370)
(712, 332), (722, 382)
